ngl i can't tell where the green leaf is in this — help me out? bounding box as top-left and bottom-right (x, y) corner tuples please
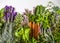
(0, 8), (4, 18)
(15, 32), (20, 37)
(24, 29), (30, 40)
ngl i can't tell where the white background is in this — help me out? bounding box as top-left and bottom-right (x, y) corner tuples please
(0, 0), (60, 13)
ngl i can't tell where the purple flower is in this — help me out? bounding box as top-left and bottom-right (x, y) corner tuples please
(12, 12), (17, 21)
(5, 6), (9, 10)
(9, 6), (15, 13)
(4, 6), (17, 22)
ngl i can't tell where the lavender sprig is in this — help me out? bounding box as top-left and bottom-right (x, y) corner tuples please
(4, 6), (17, 22)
